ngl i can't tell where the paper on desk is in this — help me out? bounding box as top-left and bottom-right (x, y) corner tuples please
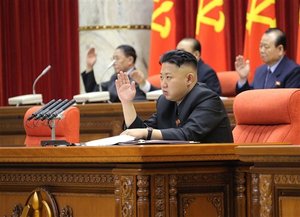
(84, 135), (136, 146)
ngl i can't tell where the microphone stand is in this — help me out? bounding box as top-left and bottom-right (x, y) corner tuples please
(41, 113), (70, 147)
(33, 65), (51, 95)
(40, 99), (76, 147)
(98, 59), (115, 92)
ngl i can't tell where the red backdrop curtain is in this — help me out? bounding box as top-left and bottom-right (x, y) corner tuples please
(0, 0), (79, 106)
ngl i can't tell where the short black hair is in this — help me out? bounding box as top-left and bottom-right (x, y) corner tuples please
(159, 49), (198, 70)
(116, 44), (137, 63)
(265, 28), (287, 50)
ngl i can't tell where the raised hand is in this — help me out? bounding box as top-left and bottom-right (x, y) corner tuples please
(131, 69), (146, 86)
(115, 71), (136, 103)
(235, 55), (250, 80)
(86, 47), (97, 72)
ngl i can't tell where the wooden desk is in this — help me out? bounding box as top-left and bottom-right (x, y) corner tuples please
(0, 143), (245, 217)
(0, 98), (235, 147)
(236, 145), (300, 217)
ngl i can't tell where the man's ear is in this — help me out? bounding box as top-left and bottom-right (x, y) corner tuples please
(186, 72), (195, 85)
(278, 44), (285, 55)
(128, 56), (134, 64)
(193, 50), (200, 59)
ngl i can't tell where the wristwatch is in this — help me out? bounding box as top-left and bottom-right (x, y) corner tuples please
(146, 127), (153, 140)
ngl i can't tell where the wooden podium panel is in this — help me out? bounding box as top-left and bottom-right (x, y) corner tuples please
(0, 143), (246, 217)
(236, 145), (300, 217)
(0, 99), (235, 147)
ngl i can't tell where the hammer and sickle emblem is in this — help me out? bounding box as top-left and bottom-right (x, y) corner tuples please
(246, 0), (276, 33)
(151, 0), (174, 38)
(196, 0), (225, 34)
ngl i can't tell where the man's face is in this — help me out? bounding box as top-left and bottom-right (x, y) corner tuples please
(259, 32), (284, 66)
(160, 62), (194, 102)
(112, 49), (134, 73)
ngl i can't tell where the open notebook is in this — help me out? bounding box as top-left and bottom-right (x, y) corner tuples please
(78, 135), (199, 146)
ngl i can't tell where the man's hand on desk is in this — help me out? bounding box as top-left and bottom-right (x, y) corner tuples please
(121, 128), (148, 140)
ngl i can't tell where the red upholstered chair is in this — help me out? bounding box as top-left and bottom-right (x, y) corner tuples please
(24, 106), (80, 147)
(216, 71), (239, 97)
(233, 89), (300, 144)
(148, 74), (161, 89)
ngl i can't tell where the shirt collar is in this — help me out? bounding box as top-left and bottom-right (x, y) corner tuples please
(125, 67), (135, 76)
(269, 56), (284, 73)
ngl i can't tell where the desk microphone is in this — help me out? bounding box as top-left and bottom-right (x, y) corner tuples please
(40, 99), (69, 121)
(27, 99), (55, 121)
(48, 99), (76, 120)
(32, 65), (51, 94)
(34, 99), (62, 120)
(98, 60), (115, 91)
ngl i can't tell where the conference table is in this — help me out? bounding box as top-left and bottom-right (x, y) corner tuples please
(0, 98), (235, 147)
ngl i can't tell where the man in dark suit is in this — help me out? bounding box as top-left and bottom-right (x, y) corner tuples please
(131, 38), (222, 95)
(81, 45), (146, 102)
(235, 28), (300, 93)
(116, 50), (233, 143)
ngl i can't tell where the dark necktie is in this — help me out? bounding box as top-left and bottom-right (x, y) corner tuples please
(175, 103), (180, 127)
(264, 68), (272, 88)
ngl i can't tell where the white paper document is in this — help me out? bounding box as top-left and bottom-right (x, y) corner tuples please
(84, 135), (136, 146)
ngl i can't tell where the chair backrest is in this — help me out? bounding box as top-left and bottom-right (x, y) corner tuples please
(217, 71), (239, 97)
(24, 106), (80, 147)
(148, 74), (161, 89)
(233, 89), (300, 144)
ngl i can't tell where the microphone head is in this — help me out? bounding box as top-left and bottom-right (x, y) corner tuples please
(104, 60), (115, 72)
(41, 65), (51, 75)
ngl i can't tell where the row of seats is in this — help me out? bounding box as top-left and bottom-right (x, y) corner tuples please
(24, 88), (300, 147)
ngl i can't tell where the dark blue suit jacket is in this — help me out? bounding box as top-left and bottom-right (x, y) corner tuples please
(149, 59), (221, 95)
(128, 83), (233, 143)
(197, 59), (221, 95)
(81, 70), (146, 102)
(236, 56), (300, 93)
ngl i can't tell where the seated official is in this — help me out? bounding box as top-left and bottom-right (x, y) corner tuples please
(116, 50), (233, 143)
(132, 38), (222, 95)
(81, 45), (146, 102)
(235, 28), (300, 94)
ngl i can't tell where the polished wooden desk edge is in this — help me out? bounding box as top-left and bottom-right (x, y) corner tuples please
(0, 143), (239, 163)
(235, 143), (300, 163)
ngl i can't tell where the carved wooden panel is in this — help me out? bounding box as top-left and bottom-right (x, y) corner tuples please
(120, 175), (136, 217)
(259, 174), (273, 217)
(152, 175), (167, 217)
(179, 193), (224, 217)
(234, 171), (246, 217)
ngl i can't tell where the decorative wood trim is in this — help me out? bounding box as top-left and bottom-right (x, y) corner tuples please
(0, 173), (114, 186)
(153, 175), (166, 217)
(251, 173), (260, 217)
(121, 176), (135, 217)
(114, 175), (121, 217)
(207, 193), (224, 217)
(59, 205), (73, 217)
(234, 171), (246, 217)
(182, 196), (196, 217)
(169, 175), (178, 217)
(259, 174), (273, 217)
(176, 173), (229, 186)
(274, 174), (300, 185)
(7, 203), (23, 217)
(137, 175), (150, 217)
